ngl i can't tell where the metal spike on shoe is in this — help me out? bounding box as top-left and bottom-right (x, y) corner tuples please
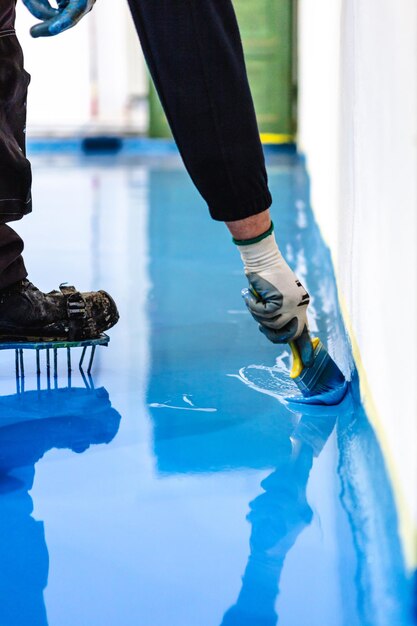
(0, 334), (110, 393)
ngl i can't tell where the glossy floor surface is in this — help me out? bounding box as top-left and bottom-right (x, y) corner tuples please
(0, 150), (414, 626)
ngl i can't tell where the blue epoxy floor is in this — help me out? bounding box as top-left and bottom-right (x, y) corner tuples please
(0, 151), (414, 626)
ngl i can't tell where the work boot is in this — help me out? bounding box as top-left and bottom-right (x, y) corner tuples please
(0, 280), (119, 342)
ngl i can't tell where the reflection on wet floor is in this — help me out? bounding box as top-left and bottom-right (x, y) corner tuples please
(0, 151), (414, 625)
(0, 386), (120, 626)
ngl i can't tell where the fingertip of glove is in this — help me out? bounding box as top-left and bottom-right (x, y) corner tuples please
(258, 324), (277, 342)
(241, 288), (254, 308)
(30, 16), (68, 37)
(30, 23), (49, 37)
(258, 324), (267, 338)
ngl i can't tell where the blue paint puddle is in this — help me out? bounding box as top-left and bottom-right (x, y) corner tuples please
(0, 150), (413, 625)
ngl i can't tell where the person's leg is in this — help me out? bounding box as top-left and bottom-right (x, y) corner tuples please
(0, 3), (119, 340)
(0, 1), (31, 289)
(0, 225), (26, 290)
(127, 0), (272, 223)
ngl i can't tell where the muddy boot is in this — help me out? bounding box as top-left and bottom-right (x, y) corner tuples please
(0, 280), (119, 342)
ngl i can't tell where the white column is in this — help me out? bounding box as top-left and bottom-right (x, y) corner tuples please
(16, 1), (148, 133)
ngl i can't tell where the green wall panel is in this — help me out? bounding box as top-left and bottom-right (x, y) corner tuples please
(149, 0), (295, 139)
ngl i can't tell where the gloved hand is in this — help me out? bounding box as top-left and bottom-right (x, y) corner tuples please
(22, 0), (96, 37)
(235, 223), (314, 368)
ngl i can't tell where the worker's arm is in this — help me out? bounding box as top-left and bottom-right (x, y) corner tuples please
(22, 0), (95, 37)
(227, 209), (314, 367)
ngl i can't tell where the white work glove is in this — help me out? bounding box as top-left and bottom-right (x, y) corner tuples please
(235, 223), (314, 367)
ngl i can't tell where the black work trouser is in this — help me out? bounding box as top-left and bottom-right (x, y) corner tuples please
(0, 0), (271, 289)
(0, 1), (30, 289)
(127, 0), (272, 222)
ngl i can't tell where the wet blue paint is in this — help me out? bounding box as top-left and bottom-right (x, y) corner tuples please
(287, 380), (349, 406)
(0, 150), (413, 625)
(0, 387), (120, 625)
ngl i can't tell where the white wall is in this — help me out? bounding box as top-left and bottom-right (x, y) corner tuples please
(298, 0), (417, 568)
(16, 0), (148, 133)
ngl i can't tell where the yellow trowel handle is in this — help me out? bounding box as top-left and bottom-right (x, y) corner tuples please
(249, 283), (318, 380)
(289, 337), (320, 379)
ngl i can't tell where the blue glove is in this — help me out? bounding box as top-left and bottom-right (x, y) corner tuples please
(21, 0), (58, 20)
(22, 0), (96, 37)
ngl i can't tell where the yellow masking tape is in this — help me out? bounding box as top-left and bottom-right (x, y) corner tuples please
(338, 292), (417, 571)
(260, 133), (295, 144)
